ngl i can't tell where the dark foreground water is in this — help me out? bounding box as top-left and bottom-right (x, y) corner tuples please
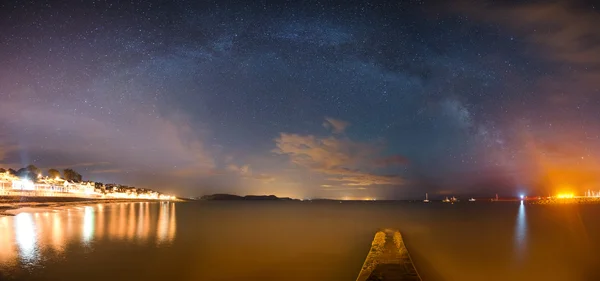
(1, 201), (600, 281)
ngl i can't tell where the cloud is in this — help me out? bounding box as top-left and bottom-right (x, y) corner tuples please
(372, 155), (409, 167)
(322, 186), (367, 191)
(273, 133), (375, 170)
(90, 169), (123, 174)
(227, 164), (251, 176)
(326, 172), (403, 186)
(321, 184), (367, 191)
(0, 143), (18, 163)
(323, 117), (350, 134)
(273, 121), (406, 187)
(457, 2), (600, 64)
(227, 164), (275, 183)
(0, 100), (215, 186)
(250, 174), (276, 183)
(457, 2), (600, 97)
(50, 162), (112, 170)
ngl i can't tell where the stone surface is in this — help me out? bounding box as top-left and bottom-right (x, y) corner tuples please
(356, 229), (421, 281)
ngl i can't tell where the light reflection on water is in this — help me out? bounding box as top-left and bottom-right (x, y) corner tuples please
(14, 213), (38, 263)
(0, 217), (17, 264)
(514, 200), (527, 258)
(157, 202), (177, 244)
(0, 202), (176, 267)
(83, 206), (95, 244)
(3, 202), (600, 281)
(51, 211), (65, 252)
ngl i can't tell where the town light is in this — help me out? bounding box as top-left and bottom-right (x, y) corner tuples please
(1, 171), (176, 200)
(12, 179), (35, 191)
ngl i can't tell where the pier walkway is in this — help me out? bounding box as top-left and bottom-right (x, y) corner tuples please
(356, 229), (421, 281)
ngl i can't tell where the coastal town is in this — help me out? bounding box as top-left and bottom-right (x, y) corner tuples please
(0, 165), (175, 200)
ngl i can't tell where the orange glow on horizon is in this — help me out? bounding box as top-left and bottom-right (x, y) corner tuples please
(521, 130), (600, 194)
(556, 193), (575, 199)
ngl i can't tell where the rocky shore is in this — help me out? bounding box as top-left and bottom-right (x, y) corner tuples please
(530, 197), (600, 205)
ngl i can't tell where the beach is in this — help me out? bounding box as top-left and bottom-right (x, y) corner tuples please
(0, 196), (164, 216)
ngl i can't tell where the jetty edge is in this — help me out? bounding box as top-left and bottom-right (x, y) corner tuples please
(356, 229), (422, 281)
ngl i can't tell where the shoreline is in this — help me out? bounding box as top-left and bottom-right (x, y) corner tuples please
(0, 195), (175, 216)
(531, 197), (600, 205)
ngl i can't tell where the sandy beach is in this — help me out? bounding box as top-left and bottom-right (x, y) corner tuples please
(0, 196), (162, 216)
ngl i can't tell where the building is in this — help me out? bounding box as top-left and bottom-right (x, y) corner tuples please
(0, 172), (16, 194)
(0, 171), (173, 200)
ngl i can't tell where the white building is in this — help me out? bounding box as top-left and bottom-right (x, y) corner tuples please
(0, 172), (19, 193)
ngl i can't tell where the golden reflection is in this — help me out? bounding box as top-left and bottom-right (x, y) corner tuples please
(0, 216), (17, 264)
(31, 211), (62, 254)
(136, 202), (150, 241)
(127, 203), (136, 240)
(83, 206), (95, 244)
(514, 200), (527, 256)
(51, 212), (65, 253)
(144, 203), (150, 240)
(168, 203), (177, 242)
(66, 210), (72, 238)
(157, 202), (177, 244)
(96, 204), (105, 239)
(117, 203), (126, 239)
(0, 202), (177, 267)
(14, 213), (38, 262)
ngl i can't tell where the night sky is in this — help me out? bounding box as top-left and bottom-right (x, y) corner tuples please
(1, 0), (599, 199)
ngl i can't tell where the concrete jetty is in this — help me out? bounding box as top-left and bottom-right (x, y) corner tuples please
(356, 229), (421, 281)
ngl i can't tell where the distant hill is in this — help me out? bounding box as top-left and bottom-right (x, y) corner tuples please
(198, 194), (298, 201)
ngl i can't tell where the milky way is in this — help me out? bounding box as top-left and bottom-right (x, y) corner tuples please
(1, 1), (599, 199)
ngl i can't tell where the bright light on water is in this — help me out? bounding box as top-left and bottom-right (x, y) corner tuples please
(0, 217), (17, 263)
(156, 202), (176, 245)
(14, 213), (37, 262)
(3, 203), (600, 281)
(83, 206), (95, 244)
(1, 202), (178, 274)
(514, 200), (527, 258)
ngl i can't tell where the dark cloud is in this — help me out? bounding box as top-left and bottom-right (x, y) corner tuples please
(457, 1), (600, 99)
(477, 2), (600, 65)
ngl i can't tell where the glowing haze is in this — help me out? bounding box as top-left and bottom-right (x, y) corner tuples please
(1, 1), (599, 199)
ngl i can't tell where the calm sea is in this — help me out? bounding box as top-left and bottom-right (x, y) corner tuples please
(1, 201), (600, 281)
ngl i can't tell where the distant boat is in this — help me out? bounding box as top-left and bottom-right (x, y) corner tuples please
(468, 198), (476, 202)
(442, 197), (451, 203)
(423, 193), (430, 203)
(491, 194), (499, 202)
(450, 196), (458, 203)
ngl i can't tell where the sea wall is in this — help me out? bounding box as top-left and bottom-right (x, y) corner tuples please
(532, 197), (600, 204)
(355, 229), (421, 281)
